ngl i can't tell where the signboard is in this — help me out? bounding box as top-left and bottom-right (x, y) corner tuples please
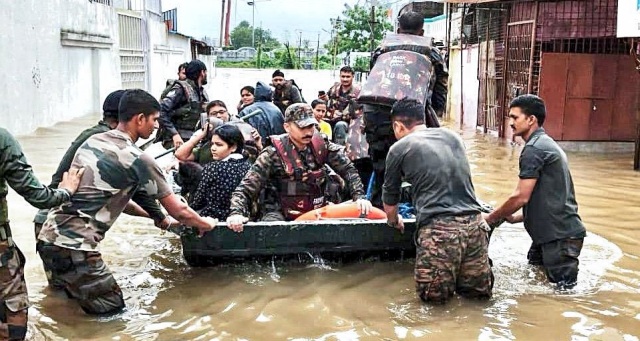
(617, 0), (640, 37)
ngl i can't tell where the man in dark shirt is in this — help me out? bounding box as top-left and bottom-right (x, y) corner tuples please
(383, 98), (492, 304)
(484, 94), (586, 289)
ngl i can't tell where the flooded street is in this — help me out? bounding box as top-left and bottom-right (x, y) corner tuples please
(6, 68), (640, 340)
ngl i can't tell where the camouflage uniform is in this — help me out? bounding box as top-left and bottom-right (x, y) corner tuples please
(272, 80), (303, 115)
(37, 130), (172, 315)
(229, 104), (365, 221)
(383, 128), (491, 304)
(158, 79), (209, 149)
(327, 83), (361, 146)
(0, 127), (72, 340)
(362, 33), (448, 207)
(34, 121), (166, 288)
(415, 214), (493, 304)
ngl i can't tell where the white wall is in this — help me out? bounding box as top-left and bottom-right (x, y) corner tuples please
(0, 0), (121, 136)
(0, 0), (199, 135)
(149, 20), (191, 98)
(446, 46), (479, 129)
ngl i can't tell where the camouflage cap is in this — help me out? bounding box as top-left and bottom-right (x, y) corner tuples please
(285, 103), (318, 128)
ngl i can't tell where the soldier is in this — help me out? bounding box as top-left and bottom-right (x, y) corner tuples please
(319, 65), (361, 144)
(1, 128), (83, 340)
(271, 70), (303, 114)
(226, 103), (372, 230)
(383, 98), (492, 304)
(37, 89), (217, 316)
(160, 62), (189, 99)
(483, 95), (586, 290)
(158, 59), (209, 149)
(33, 90), (168, 288)
(362, 11), (448, 207)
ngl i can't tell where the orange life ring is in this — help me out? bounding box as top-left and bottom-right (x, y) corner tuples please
(294, 202), (387, 221)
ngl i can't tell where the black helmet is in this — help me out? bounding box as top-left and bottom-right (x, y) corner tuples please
(102, 90), (126, 118)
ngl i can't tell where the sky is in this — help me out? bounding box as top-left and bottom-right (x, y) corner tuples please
(161, 0), (397, 46)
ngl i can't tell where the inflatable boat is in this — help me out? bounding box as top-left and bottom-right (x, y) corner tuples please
(178, 219), (417, 266)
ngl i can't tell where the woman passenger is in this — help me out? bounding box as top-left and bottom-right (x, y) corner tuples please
(190, 124), (251, 220)
(237, 85), (255, 113)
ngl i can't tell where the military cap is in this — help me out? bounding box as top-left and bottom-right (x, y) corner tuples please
(102, 90), (126, 117)
(285, 103), (318, 128)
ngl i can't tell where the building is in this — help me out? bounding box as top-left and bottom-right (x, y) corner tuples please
(443, 0), (639, 152)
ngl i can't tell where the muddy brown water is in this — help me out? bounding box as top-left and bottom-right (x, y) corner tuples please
(5, 69), (640, 340)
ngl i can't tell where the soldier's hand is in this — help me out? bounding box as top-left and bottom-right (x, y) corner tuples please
(226, 214), (248, 233)
(172, 134), (184, 148)
(481, 212), (493, 225)
(196, 217), (218, 236)
(59, 167), (86, 195)
(387, 214), (404, 233)
(355, 199), (373, 217)
(155, 216), (179, 230)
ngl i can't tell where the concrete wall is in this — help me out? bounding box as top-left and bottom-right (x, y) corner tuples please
(446, 46), (479, 129)
(0, 0), (121, 135)
(1, 0), (197, 135)
(150, 22), (191, 98)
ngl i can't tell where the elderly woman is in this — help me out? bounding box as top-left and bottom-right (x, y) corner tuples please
(190, 124), (252, 220)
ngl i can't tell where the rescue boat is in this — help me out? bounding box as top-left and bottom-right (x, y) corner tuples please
(178, 219), (417, 266)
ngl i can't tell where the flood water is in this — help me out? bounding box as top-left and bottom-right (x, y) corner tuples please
(6, 69), (640, 340)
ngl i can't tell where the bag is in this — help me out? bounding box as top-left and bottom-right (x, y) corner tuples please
(289, 79), (306, 103)
(358, 34), (435, 107)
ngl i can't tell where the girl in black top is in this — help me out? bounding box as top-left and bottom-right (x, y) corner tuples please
(191, 124), (251, 220)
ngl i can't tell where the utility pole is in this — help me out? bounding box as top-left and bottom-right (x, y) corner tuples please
(369, 4), (376, 53)
(219, 0), (225, 47)
(298, 31), (302, 69)
(224, 0), (232, 46)
(315, 32), (320, 70)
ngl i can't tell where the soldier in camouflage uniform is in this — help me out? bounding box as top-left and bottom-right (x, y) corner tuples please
(271, 70), (304, 115)
(364, 11), (448, 208)
(37, 90), (217, 316)
(226, 103), (373, 231)
(33, 90), (168, 289)
(158, 60), (209, 149)
(383, 99), (492, 304)
(319, 66), (361, 145)
(0, 128), (83, 340)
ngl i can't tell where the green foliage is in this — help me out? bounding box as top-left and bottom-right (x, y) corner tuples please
(229, 20), (281, 51)
(325, 5), (393, 54)
(353, 56), (370, 73)
(217, 52), (335, 70)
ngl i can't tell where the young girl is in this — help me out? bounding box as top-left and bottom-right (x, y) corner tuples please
(190, 124), (251, 221)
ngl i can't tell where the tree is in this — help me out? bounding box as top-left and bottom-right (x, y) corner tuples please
(229, 20), (281, 51)
(325, 5), (393, 54)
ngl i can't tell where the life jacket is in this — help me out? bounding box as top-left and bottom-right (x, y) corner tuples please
(269, 133), (329, 221)
(358, 33), (435, 107)
(167, 80), (207, 132)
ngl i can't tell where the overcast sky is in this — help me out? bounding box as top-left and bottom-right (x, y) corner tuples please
(162, 0), (382, 45)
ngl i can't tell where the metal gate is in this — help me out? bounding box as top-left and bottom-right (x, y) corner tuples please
(503, 20), (535, 120)
(118, 12), (146, 89)
(478, 40), (501, 133)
